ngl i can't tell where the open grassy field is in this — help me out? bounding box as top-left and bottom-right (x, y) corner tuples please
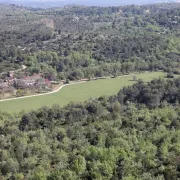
(0, 72), (164, 113)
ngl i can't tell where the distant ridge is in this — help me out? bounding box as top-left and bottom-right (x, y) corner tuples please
(0, 0), (179, 8)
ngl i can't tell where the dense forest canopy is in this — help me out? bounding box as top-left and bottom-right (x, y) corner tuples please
(0, 3), (179, 78)
(0, 77), (180, 179)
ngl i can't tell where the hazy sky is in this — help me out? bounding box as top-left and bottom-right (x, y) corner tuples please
(0, 0), (172, 8)
(0, 0), (158, 4)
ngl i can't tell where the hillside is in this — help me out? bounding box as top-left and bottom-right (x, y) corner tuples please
(0, 3), (179, 76)
(0, 3), (179, 101)
(0, 3), (180, 180)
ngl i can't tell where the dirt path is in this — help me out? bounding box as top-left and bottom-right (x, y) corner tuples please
(0, 81), (87, 102)
(0, 74), (134, 103)
(0, 65), (27, 75)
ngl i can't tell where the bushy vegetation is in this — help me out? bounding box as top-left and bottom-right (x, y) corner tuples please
(0, 3), (179, 77)
(0, 77), (180, 179)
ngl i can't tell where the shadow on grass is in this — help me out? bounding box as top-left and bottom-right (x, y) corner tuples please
(128, 80), (136, 82)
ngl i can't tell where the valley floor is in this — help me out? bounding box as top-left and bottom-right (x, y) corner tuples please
(0, 72), (164, 113)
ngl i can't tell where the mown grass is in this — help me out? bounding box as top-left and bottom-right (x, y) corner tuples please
(0, 72), (164, 113)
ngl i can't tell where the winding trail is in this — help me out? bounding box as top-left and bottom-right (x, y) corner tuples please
(0, 81), (87, 102)
(0, 65), (27, 75)
(0, 74), (134, 103)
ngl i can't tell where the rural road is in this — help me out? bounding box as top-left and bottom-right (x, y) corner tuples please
(0, 81), (87, 102)
(0, 74), (134, 103)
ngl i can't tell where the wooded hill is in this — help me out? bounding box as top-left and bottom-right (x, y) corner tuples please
(0, 3), (179, 79)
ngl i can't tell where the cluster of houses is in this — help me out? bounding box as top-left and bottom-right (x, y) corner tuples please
(0, 71), (51, 90)
(15, 74), (51, 89)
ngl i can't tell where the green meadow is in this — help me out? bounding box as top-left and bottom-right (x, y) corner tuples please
(0, 72), (164, 113)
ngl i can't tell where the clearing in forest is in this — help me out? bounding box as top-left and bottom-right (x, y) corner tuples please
(0, 72), (164, 113)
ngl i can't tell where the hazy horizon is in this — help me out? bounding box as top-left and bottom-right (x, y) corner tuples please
(0, 0), (178, 8)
